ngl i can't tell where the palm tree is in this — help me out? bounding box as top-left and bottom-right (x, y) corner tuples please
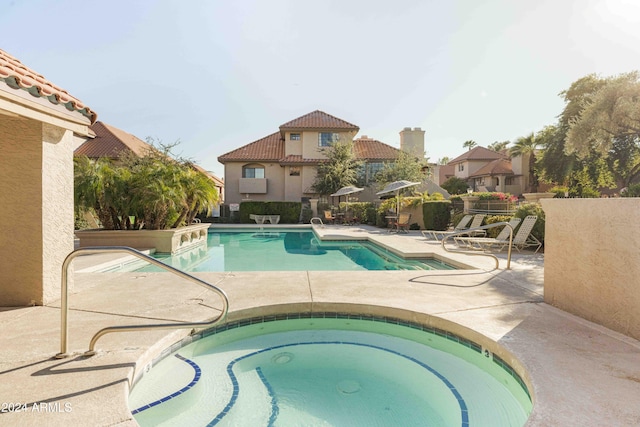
(463, 140), (477, 151)
(510, 132), (540, 192)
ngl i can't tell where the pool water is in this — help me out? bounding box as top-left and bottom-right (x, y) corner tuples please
(131, 230), (455, 272)
(129, 317), (532, 427)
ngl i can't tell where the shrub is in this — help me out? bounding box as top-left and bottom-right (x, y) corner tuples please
(339, 202), (376, 224)
(621, 183), (640, 197)
(549, 186), (568, 198)
(239, 201), (302, 223)
(484, 215), (513, 238)
(422, 201), (451, 231)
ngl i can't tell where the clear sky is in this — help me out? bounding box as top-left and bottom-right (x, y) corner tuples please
(2, 0), (639, 176)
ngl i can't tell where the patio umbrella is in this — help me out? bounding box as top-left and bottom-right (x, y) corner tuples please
(330, 185), (364, 213)
(376, 180), (421, 216)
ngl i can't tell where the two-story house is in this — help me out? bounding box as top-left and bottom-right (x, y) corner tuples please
(444, 146), (529, 195)
(218, 110), (404, 205)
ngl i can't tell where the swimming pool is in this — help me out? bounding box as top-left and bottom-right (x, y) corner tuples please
(129, 314), (532, 426)
(124, 229), (456, 272)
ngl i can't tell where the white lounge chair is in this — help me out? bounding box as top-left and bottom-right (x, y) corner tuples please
(454, 215), (541, 253)
(454, 217), (521, 250)
(422, 214), (486, 240)
(421, 214), (472, 240)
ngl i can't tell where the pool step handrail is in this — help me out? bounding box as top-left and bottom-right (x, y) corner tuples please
(440, 222), (515, 270)
(56, 246), (229, 359)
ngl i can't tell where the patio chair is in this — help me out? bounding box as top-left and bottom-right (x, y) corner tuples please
(323, 210), (336, 224)
(454, 215), (541, 253)
(396, 212), (412, 233)
(454, 217), (521, 250)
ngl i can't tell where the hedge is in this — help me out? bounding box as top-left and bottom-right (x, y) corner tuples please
(422, 201), (451, 231)
(239, 201), (302, 224)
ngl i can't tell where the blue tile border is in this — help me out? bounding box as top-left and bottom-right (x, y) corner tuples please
(131, 353), (201, 415)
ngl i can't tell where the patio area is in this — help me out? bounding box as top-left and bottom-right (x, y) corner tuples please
(1, 224), (639, 426)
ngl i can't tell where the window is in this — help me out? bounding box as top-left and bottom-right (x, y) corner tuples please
(242, 165), (265, 178)
(505, 177), (515, 185)
(289, 166), (301, 176)
(357, 161), (386, 184)
(318, 132), (340, 147)
(290, 133), (300, 141)
(458, 164), (464, 172)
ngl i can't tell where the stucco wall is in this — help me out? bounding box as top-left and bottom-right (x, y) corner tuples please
(0, 118), (74, 305)
(541, 198), (640, 340)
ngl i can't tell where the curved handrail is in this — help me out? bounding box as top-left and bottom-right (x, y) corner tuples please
(56, 246), (229, 358)
(440, 222), (515, 270)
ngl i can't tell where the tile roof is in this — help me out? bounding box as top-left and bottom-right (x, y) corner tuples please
(279, 110), (359, 131)
(353, 136), (400, 160)
(0, 48), (97, 123)
(278, 155), (322, 165)
(469, 158), (515, 178)
(448, 146), (508, 164)
(75, 122), (153, 159)
(218, 132), (284, 163)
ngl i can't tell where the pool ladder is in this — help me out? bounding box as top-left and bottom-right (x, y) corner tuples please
(55, 246), (229, 359)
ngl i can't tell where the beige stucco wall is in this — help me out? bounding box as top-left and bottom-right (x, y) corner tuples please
(541, 198), (640, 340)
(0, 117), (75, 305)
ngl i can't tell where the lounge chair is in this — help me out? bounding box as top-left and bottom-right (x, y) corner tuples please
(454, 217), (521, 250)
(323, 210), (336, 224)
(422, 214), (486, 240)
(421, 214), (472, 240)
(454, 215), (541, 253)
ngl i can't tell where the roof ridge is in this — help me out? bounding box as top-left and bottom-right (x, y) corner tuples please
(279, 110), (359, 130)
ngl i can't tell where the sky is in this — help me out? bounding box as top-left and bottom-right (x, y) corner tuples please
(2, 0), (640, 176)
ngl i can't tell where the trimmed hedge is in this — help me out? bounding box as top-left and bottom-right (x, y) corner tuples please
(239, 201), (302, 224)
(422, 201), (451, 231)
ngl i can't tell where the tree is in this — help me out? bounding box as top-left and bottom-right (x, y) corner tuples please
(463, 140), (477, 151)
(437, 156), (450, 165)
(441, 176), (469, 195)
(510, 132), (540, 192)
(537, 72), (640, 192)
(311, 141), (362, 196)
(75, 143), (219, 230)
(565, 71), (640, 158)
(487, 141), (509, 152)
(374, 150), (425, 189)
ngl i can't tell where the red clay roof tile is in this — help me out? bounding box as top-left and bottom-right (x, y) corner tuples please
(75, 122), (154, 159)
(0, 48), (97, 123)
(353, 136), (400, 160)
(218, 132), (284, 162)
(469, 158), (514, 177)
(448, 146), (507, 164)
(279, 110), (359, 131)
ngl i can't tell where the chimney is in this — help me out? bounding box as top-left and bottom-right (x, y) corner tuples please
(399, 127), (425, 158)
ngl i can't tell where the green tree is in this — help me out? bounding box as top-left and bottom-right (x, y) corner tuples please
(311, 141), (362, 196)
(487, 141), (509, 152)
(374, 150), (425, 189)
(510, 132), (540, 192)
(463, 140), (477, 151)
(441, 176), (469, 195)
(565, 71), (640, 158)
(437, 156), (450, 165)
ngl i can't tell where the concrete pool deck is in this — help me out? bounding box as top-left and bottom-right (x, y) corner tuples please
(1, 224), (639, 426)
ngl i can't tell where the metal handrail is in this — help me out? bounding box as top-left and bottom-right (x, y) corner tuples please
(56, 246), (229, 358)
(440, 221), (515, 270)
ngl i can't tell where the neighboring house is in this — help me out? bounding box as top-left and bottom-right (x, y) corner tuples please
(0, 48), (96, 305)
(75, 121), (224, 202)
(218, 110), (404, 205)
(445, 146), (529, 195)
